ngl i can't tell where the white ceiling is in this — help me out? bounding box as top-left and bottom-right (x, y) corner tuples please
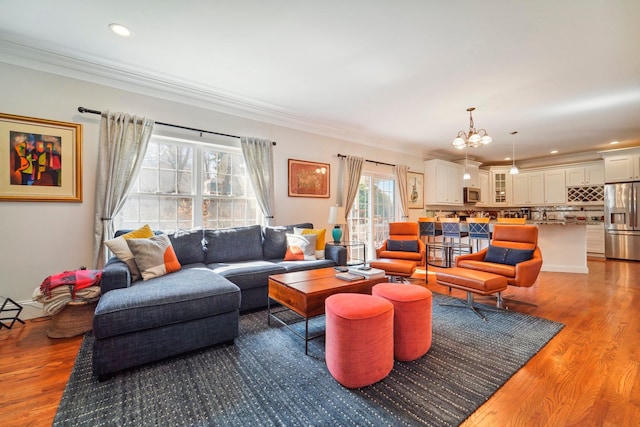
(1, 0), (640, 166)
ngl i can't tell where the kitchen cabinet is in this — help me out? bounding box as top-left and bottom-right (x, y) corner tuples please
(489, 167), (511, 205)
(477, 170), (490, 206)
(586, 223), (605, 255)
(565, 162), (604, 186)
(424, 159), (463, 205)
(512, 171), (544, 205)
(603, 149), (640, 182)
(544, 170), (566, 204)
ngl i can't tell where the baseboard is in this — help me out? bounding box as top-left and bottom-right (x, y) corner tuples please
(541, 265), (589, 274)
(1, 299), (46, 321)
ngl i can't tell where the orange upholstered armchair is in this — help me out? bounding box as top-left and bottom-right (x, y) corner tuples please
(375, 222), (426, 267)
(455, 224), (542, 289)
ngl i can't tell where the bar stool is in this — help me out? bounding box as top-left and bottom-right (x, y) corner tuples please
(467, 217), (491, 253)
(418, 217), (446, 267)
(440, 218), (471, 267)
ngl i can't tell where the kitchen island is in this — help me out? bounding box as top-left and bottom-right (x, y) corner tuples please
(535, 221), (588, 274)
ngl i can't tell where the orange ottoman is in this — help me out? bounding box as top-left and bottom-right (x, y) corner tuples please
(368, 259), (418, 279)
(325, 293), (394, 388)
(372, 283), (432, 361)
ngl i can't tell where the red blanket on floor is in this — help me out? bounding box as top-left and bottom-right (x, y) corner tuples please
(40, 270), (102, 298)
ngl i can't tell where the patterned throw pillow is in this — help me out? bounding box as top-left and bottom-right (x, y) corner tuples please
(484, 245), (534, 265)
(284, 233), (318, 261)
(386, 239), (419, 252)
(126, 234), (182, 280)
(294, 227), (327, 259)
(104, 224), (155, 281)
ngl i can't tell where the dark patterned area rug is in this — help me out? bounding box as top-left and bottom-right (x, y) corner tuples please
(54, 293), (564, 427)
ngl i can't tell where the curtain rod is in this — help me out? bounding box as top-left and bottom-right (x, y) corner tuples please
(337, 153), (395, 168)
(77, 107), (276, 145)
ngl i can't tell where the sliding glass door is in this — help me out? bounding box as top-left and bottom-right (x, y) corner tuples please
(347, 173), (396, 262)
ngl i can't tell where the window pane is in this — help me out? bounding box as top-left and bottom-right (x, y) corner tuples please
(159, 170), (176, 193)
(139, 169), (156, 193)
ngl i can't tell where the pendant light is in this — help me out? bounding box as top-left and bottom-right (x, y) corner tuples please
(509, 131), (519, 175)
(463, 147), (471, 180)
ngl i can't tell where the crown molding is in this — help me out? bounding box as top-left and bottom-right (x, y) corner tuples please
(0, 37), (410, 152)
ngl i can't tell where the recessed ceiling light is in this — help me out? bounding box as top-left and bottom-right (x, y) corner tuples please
(550, 150), (558, 154)
(505, 157), (511, 161)
(610, 141), (619, 145)
(109, 23), (132, 37)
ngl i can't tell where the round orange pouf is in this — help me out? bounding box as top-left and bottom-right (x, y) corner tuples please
(325, 293), (394, 388)
(372, 283), (432, 361)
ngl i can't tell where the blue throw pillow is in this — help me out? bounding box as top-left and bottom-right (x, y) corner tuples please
(387, 239), (419, 252)
(484, 245), (534, 265)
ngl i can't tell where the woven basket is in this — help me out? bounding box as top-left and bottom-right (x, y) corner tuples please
(47, 300), (98, 338)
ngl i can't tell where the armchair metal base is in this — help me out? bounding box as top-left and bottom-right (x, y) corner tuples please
(439, 291), (505, 321)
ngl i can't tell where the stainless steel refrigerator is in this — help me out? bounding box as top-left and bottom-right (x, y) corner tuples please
(604, 182), (640, 261)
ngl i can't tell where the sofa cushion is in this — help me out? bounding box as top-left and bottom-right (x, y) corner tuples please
(126, 234), (182, 280)
(105, 224), (155, 282)
(386, 239), (419, 252)
(484, 245), (534, 266)
(284, 233), (317, 261)
(168, 229), (206, 265)
(208, 260), (286, 291)
(204, 225), (263, 263)
(93, 268), (240, 339)
(262, 223), (314, 260)
(277, 258), (336, 272)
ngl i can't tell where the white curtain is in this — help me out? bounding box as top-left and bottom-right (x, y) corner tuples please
(395, 164), (409, 220)
(343, 155), (364, 242)
(91, 111), (154, 268)
(241, 137), (275, 226)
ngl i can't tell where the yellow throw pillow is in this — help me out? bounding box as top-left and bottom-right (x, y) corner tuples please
(104, 224), (154, 282)
(295, 228), (326, 260)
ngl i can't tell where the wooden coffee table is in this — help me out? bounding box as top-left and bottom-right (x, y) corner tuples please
(268, 267), (387, 354)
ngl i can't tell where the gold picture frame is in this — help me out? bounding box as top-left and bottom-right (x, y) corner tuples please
(407, 171), (424, 208)
(0, 113), (82, 202)
(288, 158), (330, 198)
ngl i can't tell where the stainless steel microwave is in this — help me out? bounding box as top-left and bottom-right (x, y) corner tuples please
(463, 187), (481, 203)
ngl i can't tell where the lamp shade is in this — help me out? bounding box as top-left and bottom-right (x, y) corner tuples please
(327, 206), (346, 225)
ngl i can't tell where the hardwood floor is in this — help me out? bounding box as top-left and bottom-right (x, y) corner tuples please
(1, 258), (639, 426)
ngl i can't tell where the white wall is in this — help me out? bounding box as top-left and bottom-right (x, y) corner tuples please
(0, 62), (424, 318)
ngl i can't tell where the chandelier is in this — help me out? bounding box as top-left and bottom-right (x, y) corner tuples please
(452, 107), (492, 149)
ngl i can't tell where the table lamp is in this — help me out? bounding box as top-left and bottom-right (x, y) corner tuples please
(327, 205), (346, 243)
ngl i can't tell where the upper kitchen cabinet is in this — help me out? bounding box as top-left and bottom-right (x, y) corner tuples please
(489, 167), (512, 206)
(565, 161), (604, 186)
(476, 169), (490, 206)
(602, 148), (640, 183)
(544, 169), (566, 204)
(424, 159), (464, 205)
(512, 171), (544, 205)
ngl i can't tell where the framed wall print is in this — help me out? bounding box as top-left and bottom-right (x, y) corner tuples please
(407, 171), (424, 208)
(288, 159), (330, 198)
(0, 113), (82, 202)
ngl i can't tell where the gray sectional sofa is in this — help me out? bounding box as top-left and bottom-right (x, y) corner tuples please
(93, 223), (346, 378)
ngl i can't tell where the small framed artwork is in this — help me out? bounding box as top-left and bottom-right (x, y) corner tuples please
(288, 158), (330, 198)
(0, 113), (82, 202)
(407, 171), (424, 209)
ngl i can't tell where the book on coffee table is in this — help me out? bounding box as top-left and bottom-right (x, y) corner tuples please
(348, 266), (386, 279)
(336, 272), (366, 281)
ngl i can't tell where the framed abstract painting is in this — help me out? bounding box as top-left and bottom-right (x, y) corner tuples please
(0, 113), (82, 202)
(288, 159), (330, 198)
